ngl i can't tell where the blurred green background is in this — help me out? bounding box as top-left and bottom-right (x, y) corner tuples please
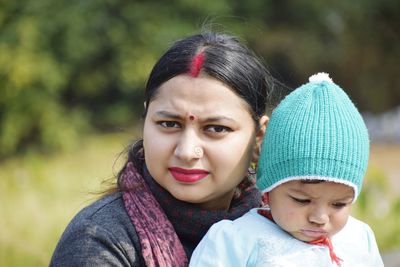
(1, 0), (399, 266)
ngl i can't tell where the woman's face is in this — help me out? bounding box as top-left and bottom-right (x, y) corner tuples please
(268, 181), (354, 242)
(143, 74), (267, 210)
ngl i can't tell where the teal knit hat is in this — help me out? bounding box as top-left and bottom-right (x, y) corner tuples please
(257, 73), (369, 201)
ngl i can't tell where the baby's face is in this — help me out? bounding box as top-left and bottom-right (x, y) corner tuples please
(267, 180), (354, 242)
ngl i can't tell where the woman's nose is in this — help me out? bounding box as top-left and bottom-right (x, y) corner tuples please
(174, 130), (203, 161)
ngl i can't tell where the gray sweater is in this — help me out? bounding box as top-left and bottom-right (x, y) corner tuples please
(50, 178), (260, 266)
(50, 192), (144, 266)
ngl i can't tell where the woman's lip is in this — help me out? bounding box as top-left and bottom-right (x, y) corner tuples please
(169, 167), (209, 183)
(301, 229), (328, 239)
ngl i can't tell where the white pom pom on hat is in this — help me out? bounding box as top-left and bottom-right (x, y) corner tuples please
(308, 72), (333, 83)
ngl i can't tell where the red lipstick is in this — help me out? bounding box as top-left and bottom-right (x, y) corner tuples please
(169, 167), (209, 183)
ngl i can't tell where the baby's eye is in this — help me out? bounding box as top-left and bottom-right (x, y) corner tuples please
(291, 197), (311, 204)
(204, 125), (232, 133)
(159, 121), (181, 128)
(332, 202), (348, 209)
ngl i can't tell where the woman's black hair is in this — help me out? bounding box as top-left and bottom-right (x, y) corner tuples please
(118, 32), (280, 189)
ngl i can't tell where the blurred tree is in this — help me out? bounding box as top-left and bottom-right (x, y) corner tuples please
(0, 0), (399, 157)
(236, 0), (400, 113)
(0, 0), (234, 157)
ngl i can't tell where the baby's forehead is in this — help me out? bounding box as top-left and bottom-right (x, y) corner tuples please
(278, 179), (355, 198)
(286, 179), (351, 188)
(299, 179), (326, 185)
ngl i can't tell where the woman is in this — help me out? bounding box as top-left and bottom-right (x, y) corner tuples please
(50, 32), (279, 266)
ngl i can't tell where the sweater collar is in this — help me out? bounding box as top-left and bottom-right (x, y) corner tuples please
(142, 165), (262, 255)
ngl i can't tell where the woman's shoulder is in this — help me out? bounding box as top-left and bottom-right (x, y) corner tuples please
(76, 192), (129, 223)
(50, 192), (142, 266)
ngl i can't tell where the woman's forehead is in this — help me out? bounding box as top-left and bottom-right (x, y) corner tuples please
(148, 75), (253, 118)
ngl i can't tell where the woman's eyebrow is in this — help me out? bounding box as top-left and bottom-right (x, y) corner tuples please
(155, 111), (237, 124)
(154, 110), (182, 120)
(203, 116), (237, 124)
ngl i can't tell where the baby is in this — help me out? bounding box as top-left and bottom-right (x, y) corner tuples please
(189, 73), (384, 266)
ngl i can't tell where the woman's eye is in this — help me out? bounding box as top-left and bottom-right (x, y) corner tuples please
(291, 197), (311, 204)
(204, 125), (232, 133)
(159, 121), (181, 128)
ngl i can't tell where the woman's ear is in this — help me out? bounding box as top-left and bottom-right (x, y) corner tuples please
(252, 115), (269, 163)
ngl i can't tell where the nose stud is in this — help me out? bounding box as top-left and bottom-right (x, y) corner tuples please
(194, 146), (203, 158)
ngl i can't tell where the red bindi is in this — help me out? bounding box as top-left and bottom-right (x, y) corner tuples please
(189, 115), (195, 121)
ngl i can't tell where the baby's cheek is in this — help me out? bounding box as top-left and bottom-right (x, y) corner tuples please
(275, 209), (298, 225)
(284, 209), (299, 219)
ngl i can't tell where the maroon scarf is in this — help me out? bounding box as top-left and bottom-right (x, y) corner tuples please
(121, 162), (261, 267)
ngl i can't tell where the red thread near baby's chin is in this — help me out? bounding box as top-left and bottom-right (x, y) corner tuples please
(189, 53), (205, 77)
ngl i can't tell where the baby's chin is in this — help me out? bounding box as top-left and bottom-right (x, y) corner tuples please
(290, 231), (329, 243)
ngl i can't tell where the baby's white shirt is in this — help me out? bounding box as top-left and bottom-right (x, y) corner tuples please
(190, 208), (384, 267)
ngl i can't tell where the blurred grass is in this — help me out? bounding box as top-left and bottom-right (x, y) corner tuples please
(352, 143), (400, 252)
(0, 132), (133, 266)
(0, 134), (399, 266)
